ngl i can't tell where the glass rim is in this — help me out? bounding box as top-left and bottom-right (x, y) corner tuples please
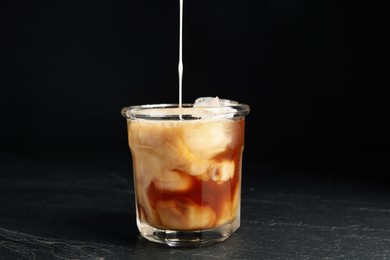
(121, 103), (250, 120)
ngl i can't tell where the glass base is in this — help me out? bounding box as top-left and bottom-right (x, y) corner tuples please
(137, 218), (240, 247)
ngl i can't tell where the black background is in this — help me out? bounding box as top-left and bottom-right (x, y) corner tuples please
(1, 1), (389, 180)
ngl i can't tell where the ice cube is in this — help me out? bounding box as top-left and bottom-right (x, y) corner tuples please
(209, 161), (235, 183)
(153, 170), (192, 191)
(162, 140), (210, 176)
(194, 97), (238, 107)
(156, 199), (216, 230)
(192, 97), (238, 119)
(183, 121), (235, 159)
(214, 186), (240, 226)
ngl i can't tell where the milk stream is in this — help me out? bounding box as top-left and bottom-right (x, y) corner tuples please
(178, 0), (183, 108)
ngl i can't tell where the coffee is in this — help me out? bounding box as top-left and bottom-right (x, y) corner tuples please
(128, 110), (244, 230)
(122, 99), (249, 246)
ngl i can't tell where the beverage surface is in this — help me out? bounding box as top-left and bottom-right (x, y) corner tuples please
(124, 97), (247, 120)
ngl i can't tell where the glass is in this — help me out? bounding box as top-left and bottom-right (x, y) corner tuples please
(121, 98), (250, 246)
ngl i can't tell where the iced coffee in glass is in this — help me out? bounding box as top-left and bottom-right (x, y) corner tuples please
(121, 97), (250, 246)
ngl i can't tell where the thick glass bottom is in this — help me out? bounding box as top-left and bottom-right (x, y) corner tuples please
(137, 218), (240, 247)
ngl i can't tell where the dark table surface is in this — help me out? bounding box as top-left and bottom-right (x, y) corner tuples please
(1, 151), (390, 259)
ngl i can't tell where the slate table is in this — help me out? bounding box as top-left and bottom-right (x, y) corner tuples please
(1, 151), (390, 259)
